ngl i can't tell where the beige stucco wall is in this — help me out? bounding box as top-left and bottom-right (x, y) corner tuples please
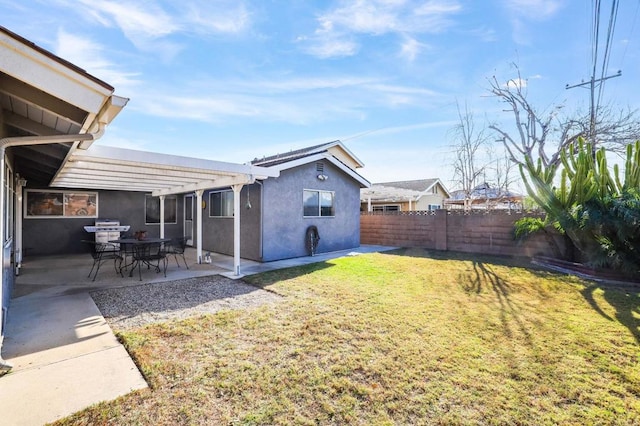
(415, 193), (447, 210)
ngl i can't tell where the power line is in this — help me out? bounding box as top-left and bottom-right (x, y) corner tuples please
(597, 0), (619, 109)
(567, 0), (621, 148)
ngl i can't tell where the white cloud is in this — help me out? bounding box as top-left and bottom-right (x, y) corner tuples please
(79, 0), (179, 41)
(127, 75), (444, 124)
(304, 38), (359, 58)
(247, 76), (378, 93)
(71, 0), (250, 54)
(320, 0), (402, 35)
(301, 0), (462, 58)
(366, 84), (440, 97)
(504, 0), (565, 44)
(399, 36), (428, 61)
(54, 29), (141, 89)
(469, 26), (498, 43)
(504, 0), (564, 20)
(356, 120), (457, 137)
(132, 91), (364, 125)
(505, 77), (527, 89)
(181, 0), (251, 34)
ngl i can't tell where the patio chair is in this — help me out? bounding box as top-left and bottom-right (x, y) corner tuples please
(118, 240), (136, 274)
(131, 242), (167, 281)
(164, 236), (190, 269)
(82, 240), (123, 281)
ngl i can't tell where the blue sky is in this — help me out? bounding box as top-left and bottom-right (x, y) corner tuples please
(2, 1), (639, 189)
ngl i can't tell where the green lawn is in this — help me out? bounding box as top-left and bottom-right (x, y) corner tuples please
(57, 249), (640, 425)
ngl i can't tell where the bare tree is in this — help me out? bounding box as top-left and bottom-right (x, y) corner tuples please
(488, 64), (640, 168)
(450, 101), (490, 210)
(489, 147), (517, 198)
(564, 103), (640, 155)
(488, 68), (570, 169)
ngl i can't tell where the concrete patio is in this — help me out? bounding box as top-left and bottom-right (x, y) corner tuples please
(0, 245), (394, 425)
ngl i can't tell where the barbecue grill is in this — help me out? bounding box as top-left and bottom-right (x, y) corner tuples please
(84, 219), (130, 247)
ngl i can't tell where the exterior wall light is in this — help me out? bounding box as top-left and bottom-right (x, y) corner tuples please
(317, 174), (328, 181)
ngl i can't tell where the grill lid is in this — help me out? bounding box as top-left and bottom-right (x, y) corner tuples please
(83, 225), (130, 232)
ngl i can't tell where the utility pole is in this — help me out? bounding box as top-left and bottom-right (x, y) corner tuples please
(565, 70), (621, 149)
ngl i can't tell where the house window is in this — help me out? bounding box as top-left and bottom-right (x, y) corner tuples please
(26, 190), (98, 218)
(428, 204), (441, 211)
(145, 195), (177, 224)
(209, 190), (234, 217)
(303, 189), (334, 217)
(372, 205), (400, 212)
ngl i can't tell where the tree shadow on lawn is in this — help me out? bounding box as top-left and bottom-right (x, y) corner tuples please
(580, 283), (640, 344)
(390, 248), (640, 345)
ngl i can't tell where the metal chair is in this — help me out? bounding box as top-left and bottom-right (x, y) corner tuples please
(165, 236), (190, 269)
(131, 242), (167, 281)
(82, 240), (123, 281)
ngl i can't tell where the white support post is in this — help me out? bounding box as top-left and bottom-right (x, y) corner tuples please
(367, 196), (371, 212)
(0, 148), (10, 370)
(159, 195), (165, 239)
(232, 184), (243, 276)
(409, 198), (412, 211)
(15, 176), (26, 273)
(195, 189), (203, 264)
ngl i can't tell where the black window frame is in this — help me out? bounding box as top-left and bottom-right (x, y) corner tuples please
(145, 194), (178, 225)
(303, 189), (335, 217)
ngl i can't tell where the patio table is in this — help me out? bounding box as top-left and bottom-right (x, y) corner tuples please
(110, 238), (171, 280)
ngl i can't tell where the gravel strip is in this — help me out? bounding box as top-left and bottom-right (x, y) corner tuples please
(91, 276), (282, 331)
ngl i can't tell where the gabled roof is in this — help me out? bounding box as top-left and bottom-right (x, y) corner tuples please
(252, 140), (364, 170)
(363, 178), (451, 200)
(251, 140), (370, 188)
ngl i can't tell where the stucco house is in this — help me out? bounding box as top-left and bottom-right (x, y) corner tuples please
(361, 178), (450, 212)
(200, 140), (370, 262)
(0, 26), (370, 366)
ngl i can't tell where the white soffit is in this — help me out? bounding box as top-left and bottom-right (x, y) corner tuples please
(51, 145), (279, 195)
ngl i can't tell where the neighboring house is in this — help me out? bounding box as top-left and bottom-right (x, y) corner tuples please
(445, 182), (524, 210)
(201, 141), (370, 262)
(361, 178), (450, 212)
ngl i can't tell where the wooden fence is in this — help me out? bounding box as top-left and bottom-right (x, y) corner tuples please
(360, 210), (564, 259)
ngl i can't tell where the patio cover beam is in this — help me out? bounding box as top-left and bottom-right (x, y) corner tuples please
(49, 144), (281, 277)
(53, 145), (279, 196)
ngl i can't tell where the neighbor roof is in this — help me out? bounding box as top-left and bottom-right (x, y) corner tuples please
(364, 178), (451, 199)
(374, 179), (439, 192)
(447, 184), (523, 203)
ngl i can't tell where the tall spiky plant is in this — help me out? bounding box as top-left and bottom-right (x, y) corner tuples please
(515, 138), (640, 273)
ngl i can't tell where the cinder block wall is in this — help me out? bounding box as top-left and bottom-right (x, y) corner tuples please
(361, 210), (563, 258)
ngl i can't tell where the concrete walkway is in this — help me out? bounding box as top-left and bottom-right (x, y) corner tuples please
(0, 245), (394, 425)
